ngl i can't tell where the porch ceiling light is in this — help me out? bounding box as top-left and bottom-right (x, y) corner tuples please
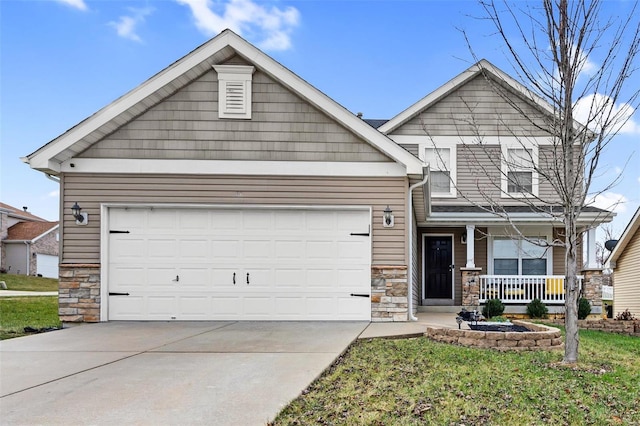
(383, 205), (394, 228)
(71, 202), (88, 225)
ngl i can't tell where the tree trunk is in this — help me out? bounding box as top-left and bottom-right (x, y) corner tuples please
(563, 214), (579, 364)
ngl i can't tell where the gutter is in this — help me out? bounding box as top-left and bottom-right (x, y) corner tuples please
(407, 166), (429, 321)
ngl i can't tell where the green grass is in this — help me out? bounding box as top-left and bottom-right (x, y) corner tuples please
(273, 329), (640, 425)
(0, 274), (59, 292)
(0, 275), (60, 339)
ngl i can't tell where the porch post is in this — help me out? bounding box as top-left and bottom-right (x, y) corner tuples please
(465, 224), (475, 268)
(585, 227), (598, 269)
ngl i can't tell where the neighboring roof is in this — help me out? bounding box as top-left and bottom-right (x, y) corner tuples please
(6, 221), (59, 242)
(363, 119), (389, 129)
(0, 202), (47, 222)
(431, 205), (610, 214)
(608, 207), (640, 266)
(25, 29), (425, 176)
(378, 59), (558, 135)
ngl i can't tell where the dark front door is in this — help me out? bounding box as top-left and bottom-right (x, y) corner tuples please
(425, 236), (453, 299)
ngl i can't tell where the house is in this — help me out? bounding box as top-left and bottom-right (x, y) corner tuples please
(23, 30), (611, 323)
(0, 202), (59, 278)
(608, 207), (640, 318)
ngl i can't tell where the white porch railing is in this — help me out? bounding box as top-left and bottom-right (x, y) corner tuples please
(602, 285), (614, 301)
(479, 275), (584, 305)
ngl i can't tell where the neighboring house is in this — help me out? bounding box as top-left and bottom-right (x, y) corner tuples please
(24, 30), (611, 323)
(608, 207), (640, 318)
(0, 202), (59, 278)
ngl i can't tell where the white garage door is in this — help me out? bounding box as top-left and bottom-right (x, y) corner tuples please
(107, 207), (371, 321)
(36, 254), (59, 278)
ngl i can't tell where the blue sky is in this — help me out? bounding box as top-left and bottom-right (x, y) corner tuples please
(1, 0), (639, 238)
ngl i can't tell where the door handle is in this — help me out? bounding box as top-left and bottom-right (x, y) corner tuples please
(246, 272), (250, 285)
(173, 275), (179, 282)
(449, 265), (455, 271)
(233, 272), (236, 285)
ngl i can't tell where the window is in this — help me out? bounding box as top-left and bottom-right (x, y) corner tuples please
(425, 147), (454, 196)
(213, 65), (255, 119)
(493, 237), (547, 275)
(502, 147), (537, 196)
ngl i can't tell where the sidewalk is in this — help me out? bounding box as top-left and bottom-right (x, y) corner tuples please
(0, 290), (58, 297)
(359, 312), (464, 339)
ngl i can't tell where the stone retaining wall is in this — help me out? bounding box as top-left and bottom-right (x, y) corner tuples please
(425, 321), (563, 351)
(546, 319), (640, 337)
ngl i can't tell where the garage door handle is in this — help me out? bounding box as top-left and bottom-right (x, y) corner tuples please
(246, 273), (250, 284)
(350, 293), (370, 298)
(233, 272), (236, 285)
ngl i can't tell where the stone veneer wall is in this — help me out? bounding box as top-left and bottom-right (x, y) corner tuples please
(59, 264), (101, 323)
(546, 319), (640, 337)
(461, 267), (482, 309)
(581, 268), (603, 315)
(371, 265), (408, 322)
(426, 321), (563, 351)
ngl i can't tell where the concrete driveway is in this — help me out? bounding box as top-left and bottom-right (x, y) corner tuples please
(0, 321), (367, 425)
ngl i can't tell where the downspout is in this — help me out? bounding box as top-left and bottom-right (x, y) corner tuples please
(24, 241), (31, 276)
(407, 167), (429, 321)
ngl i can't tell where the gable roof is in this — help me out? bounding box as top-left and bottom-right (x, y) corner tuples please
(0, 202), (47, 222)
(378, 59), (558, 135)
(6, 221), (59, 242)
(608, 207), (640, 267)
(24, 29), (424, 176)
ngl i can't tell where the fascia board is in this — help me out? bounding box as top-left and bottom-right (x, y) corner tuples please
(31, 225), (60, 243)
(27, 31), (237, 172)
(608, 207), (640, 264)
(27, 30), (424, 176)
(378, 64), (479, 135)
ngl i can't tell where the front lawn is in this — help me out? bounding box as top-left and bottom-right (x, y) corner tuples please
(0, 296), (61, 340)
(0, 274), (59, 292)
(273, 329), (640, 425)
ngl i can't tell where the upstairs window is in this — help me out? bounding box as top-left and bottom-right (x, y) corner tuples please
(425, 147), (455, 196)
(502, 146), (537, 197)
(213, 65), (255, 119)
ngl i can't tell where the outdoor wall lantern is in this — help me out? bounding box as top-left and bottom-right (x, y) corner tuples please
(383, 205), (394, 228)
(71, 202), (88, 225)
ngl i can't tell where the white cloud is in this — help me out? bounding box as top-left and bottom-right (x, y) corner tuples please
(176, 0), (299, 51)
(54, 0), (88, 11)
(45, 190), (60, 199)
(574, 93), (640, 136)
(108, 7), (154, 43)
(588, 192), (628, 214)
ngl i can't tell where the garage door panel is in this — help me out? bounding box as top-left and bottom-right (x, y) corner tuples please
(108, 207), (371, 321)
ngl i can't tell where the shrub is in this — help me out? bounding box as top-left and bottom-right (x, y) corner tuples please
(482, 298), (505, 319)
(615, 309), (637, 321)
(578, 298), (591, 320)
(526, 298), (549, 319)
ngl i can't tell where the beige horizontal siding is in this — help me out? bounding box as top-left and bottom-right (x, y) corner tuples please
(61, 174), (408, 266)
(613, 227), (640, 317)
(392, 74), (552, 137)
(79, 65), (390, 163)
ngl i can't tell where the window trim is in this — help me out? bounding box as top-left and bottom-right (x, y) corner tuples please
(213, 65), (255, 119)
(501, 144), (539, 198)
(421, 141), (457, 198)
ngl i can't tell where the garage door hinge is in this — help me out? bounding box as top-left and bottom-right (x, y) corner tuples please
(109, 292), (130, 296)
(350, 226), (370, 237)
(109, 230), (130, 234)
(350, 293), (370, 298)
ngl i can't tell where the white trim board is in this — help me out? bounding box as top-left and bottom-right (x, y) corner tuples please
(61, 159), (408, 177)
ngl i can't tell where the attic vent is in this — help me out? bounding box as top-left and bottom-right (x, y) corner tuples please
(213, 65), (255, 119)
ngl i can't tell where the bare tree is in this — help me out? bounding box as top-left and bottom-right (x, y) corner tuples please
(447, 0), (640, 363)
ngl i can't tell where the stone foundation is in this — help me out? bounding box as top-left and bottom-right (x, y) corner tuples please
(425, 321), (563, 351)
(371, 265), (408, 322)
(59, 264), (101, 323)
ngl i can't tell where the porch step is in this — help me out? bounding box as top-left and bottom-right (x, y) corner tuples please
(418, 306), (463, 313)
